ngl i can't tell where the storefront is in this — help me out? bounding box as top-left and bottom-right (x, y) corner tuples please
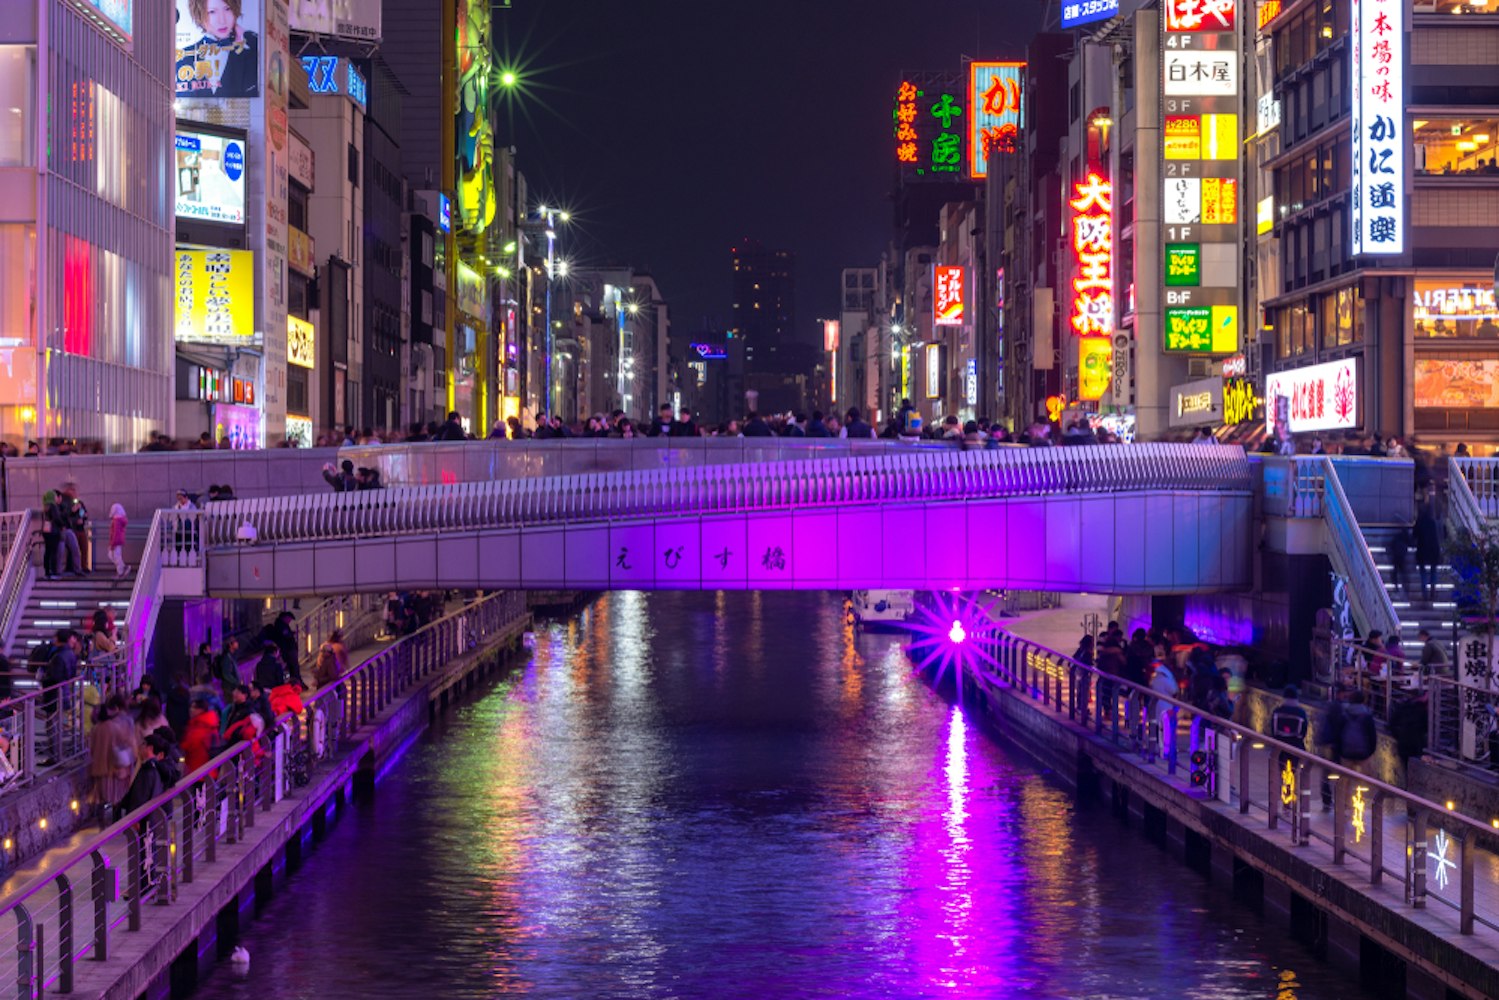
(1411, 277), (1499, 441)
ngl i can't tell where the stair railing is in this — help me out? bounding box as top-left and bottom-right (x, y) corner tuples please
(1292, 457), (1401, 641)
(0, 510), (34, 655)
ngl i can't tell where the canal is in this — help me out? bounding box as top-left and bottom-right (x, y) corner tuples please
(195, 591), (1370, 999)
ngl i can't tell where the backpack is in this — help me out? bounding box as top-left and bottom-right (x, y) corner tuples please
(1340, 710), (1378, 761)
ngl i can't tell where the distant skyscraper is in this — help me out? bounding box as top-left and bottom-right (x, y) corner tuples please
(730, 240), (797, 376)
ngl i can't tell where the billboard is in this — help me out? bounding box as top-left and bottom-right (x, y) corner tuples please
(1069, 174), (1113, 337)
(175, 249), (255, 343)
(288, 0), (380, 40)
(1265, 358), (1359, 434)
(1350, 0), (1404, 255)
(1168, 377), (1224, 428)
(1161, 0), (1241, 357)
(287, 315), (315, 369)
(174, 0), (261, 99)
(969, 62), (1023, 180)
(73, 0), (133, 40)
(1078, 338), (1113, 401)
(1414, 360), (1499, 409)
(893, 72), (965, 181)
(175, 129), (246, 226)
(456, 0), (497, 233)
(1061, 0), (1119, 28)
(934, 266), (966, 326)
(302, 55), (367, 109)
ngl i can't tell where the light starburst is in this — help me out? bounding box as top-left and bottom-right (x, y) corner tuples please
(905, 592), (1005, 702)
(1432, 828), (1457, 892)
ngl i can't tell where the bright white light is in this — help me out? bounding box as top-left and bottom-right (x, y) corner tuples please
(948, 620), (967, 645)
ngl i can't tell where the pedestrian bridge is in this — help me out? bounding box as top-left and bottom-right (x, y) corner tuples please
(150, 444), (1254, 598)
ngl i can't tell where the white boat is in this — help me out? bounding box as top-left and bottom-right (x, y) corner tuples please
(849, 590), (917, 631)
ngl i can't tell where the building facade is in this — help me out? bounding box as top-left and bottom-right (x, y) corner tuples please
(0, 1), (174, 451)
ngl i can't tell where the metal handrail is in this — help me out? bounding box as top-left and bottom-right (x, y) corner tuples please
(178, 444), (1253, 551)
(1454, 456), (1499, 521)
(121, 516), (165, 690)
(981, 628), (1498, 934)
(0, 662), (130, 792)
(1449, 458), (1490, 540)
(0, 510), (34, 655)
(0, 590), (528, 996)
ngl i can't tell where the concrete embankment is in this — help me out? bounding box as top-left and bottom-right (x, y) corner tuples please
(73, 609), (531, 1000)
(940, 657), (1499, 1000)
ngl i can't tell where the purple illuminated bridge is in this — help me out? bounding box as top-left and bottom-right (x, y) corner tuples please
(152, 443), (1254, 599)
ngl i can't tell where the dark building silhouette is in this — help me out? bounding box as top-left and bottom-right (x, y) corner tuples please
(731, 240), (797, 376)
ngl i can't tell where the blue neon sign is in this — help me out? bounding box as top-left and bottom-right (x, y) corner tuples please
(1061, 0), (1118, 28)
(437, 194), (452, 233)
(301, 56), (367, 110)
(690, 343), (727, 360)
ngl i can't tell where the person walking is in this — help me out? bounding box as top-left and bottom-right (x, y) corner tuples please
(1413, 499), (1442, 601)
(62, 482), (90, 573)
(107, 503), (129, 578)
(180, 697), (222, 775)
(1334, 690), (1379, 778)
(213, 636), (243, 693)
(260, 611), (303, 688)
(1389, 692), (1430, 771)
(49, 489), (84, 577)
(840, 407), (875, 439)
(252, 642), (287, 692)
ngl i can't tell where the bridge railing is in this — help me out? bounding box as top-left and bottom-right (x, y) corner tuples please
(1275, 457), (1401, 641)
(0, 590), (527, 998)
(183, 443), (1253, 551)
(978, 627), (1499, 936)
(0, 510), (33, 655)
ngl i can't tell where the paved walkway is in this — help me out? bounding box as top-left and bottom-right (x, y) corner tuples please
(0, 633), (400, 897)
(999, 606), (1499, 960)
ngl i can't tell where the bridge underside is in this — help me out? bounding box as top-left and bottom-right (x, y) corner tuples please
(192, 490), (1253, 598)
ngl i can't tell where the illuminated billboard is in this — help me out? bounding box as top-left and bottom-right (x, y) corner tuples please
(287, 315), (315, 369)
(1164, 51), (1237, 97)
(1069, 174), (1113, 337)
(1078, 338), (1113, 401)
(893, 73), (965, 181)
(71, 0), (133, 40)
(1350, 0), (1404, 255)
(1164, 305), (1239, 354)
(1164, 0), (1236, 31)
(302, 55), (367, 109)
(456, 0), (496, 233)
(934, 266), (966, 327)
(1266, 358), (1359, 434)
(174, 0), (260, 99)
(1061, 0), (1119, 28)
(175, 249), (255, 343)
(969, 62), (1023, 180)
(175, 129), (246, 226)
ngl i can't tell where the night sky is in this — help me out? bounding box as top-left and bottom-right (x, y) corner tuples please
(498, 0), (1049, 341)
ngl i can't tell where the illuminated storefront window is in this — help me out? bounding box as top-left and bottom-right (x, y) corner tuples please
(1413, 118), (1499, 176)
(1414, 0), (1499, 14)
(1413, 280), (1499, 338)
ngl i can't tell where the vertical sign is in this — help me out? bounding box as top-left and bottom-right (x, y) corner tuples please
(1161, 0), (1242, 355)
(969, 62), (1024, 180)
(893, 73), (965, 181)
(1069, 174), (1114, 337)
(1351, 0), (1404, 255)
(934, 266), (966, 326)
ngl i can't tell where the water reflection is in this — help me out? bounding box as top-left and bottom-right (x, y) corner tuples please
(194, 591), (1365, 1000)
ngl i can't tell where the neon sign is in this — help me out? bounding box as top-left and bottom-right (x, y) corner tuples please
(969, 62), (1023, 180)
(1164, 0), (1236, 32)
(1350, 0), (1404, 255)
(301, 56), (367, 109)
(934, 266), (966, 327)
(893, 75), (964, 179)
(894, 81), (919, 166)
(690, 343), (727, 360)
(1061, 0), (1119, 28)
(1078, 338), (1113, 400)
(1069, 174), (1114, 337)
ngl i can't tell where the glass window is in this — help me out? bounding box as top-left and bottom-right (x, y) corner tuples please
(1413, 118), (1499, 176)
(1320, 292), (1339, 348)
(0, 224), (34, 344)
(1413, 279), (1499, 339)
(0, 47), (34, 168)
(1414, 1), (1499, 15)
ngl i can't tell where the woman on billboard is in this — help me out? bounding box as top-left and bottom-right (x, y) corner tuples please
(176, 0), (259, 99)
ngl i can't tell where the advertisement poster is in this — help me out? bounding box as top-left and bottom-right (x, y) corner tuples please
(175, 249), (255, 342)
(1265, 358), (1359, 434)
(175, 0), (260, 99)
(1414, 360), (1499, 409)
(175, 130), (246, 225)
(214, 403), (263, 450)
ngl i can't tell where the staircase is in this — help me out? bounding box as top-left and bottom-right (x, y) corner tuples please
(1365, 527), (1458, 653)
(11, 570), (133, 661)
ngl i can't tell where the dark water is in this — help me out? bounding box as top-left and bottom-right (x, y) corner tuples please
(195, 592), (1367, 1000)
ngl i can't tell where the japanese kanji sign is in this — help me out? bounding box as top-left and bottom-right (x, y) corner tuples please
(892, 73), (966, 181)
(1264, 358), (1359, 434)
(1161, 0), (1241, 358)
(969, 62), (1024, 180)
(1069, 173), (1114, 337)
(934, 266), (966, 327)
(1351, 0), (1404, 255)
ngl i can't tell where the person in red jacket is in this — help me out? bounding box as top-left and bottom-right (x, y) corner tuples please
(180, 697), (221, 774)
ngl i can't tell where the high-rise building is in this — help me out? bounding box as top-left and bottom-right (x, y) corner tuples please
(1, 2), (175, 450)
(1259, 0), (1499, 446)
(730, 240), (796, 376)
(362, 61), (406, 434)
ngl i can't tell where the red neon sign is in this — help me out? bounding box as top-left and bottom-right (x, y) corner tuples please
(1165, 0), (1237, 32)
(934, 266), (966, 327)
(894, 81), (918, 164)
(1069, 174), (1114, 337)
